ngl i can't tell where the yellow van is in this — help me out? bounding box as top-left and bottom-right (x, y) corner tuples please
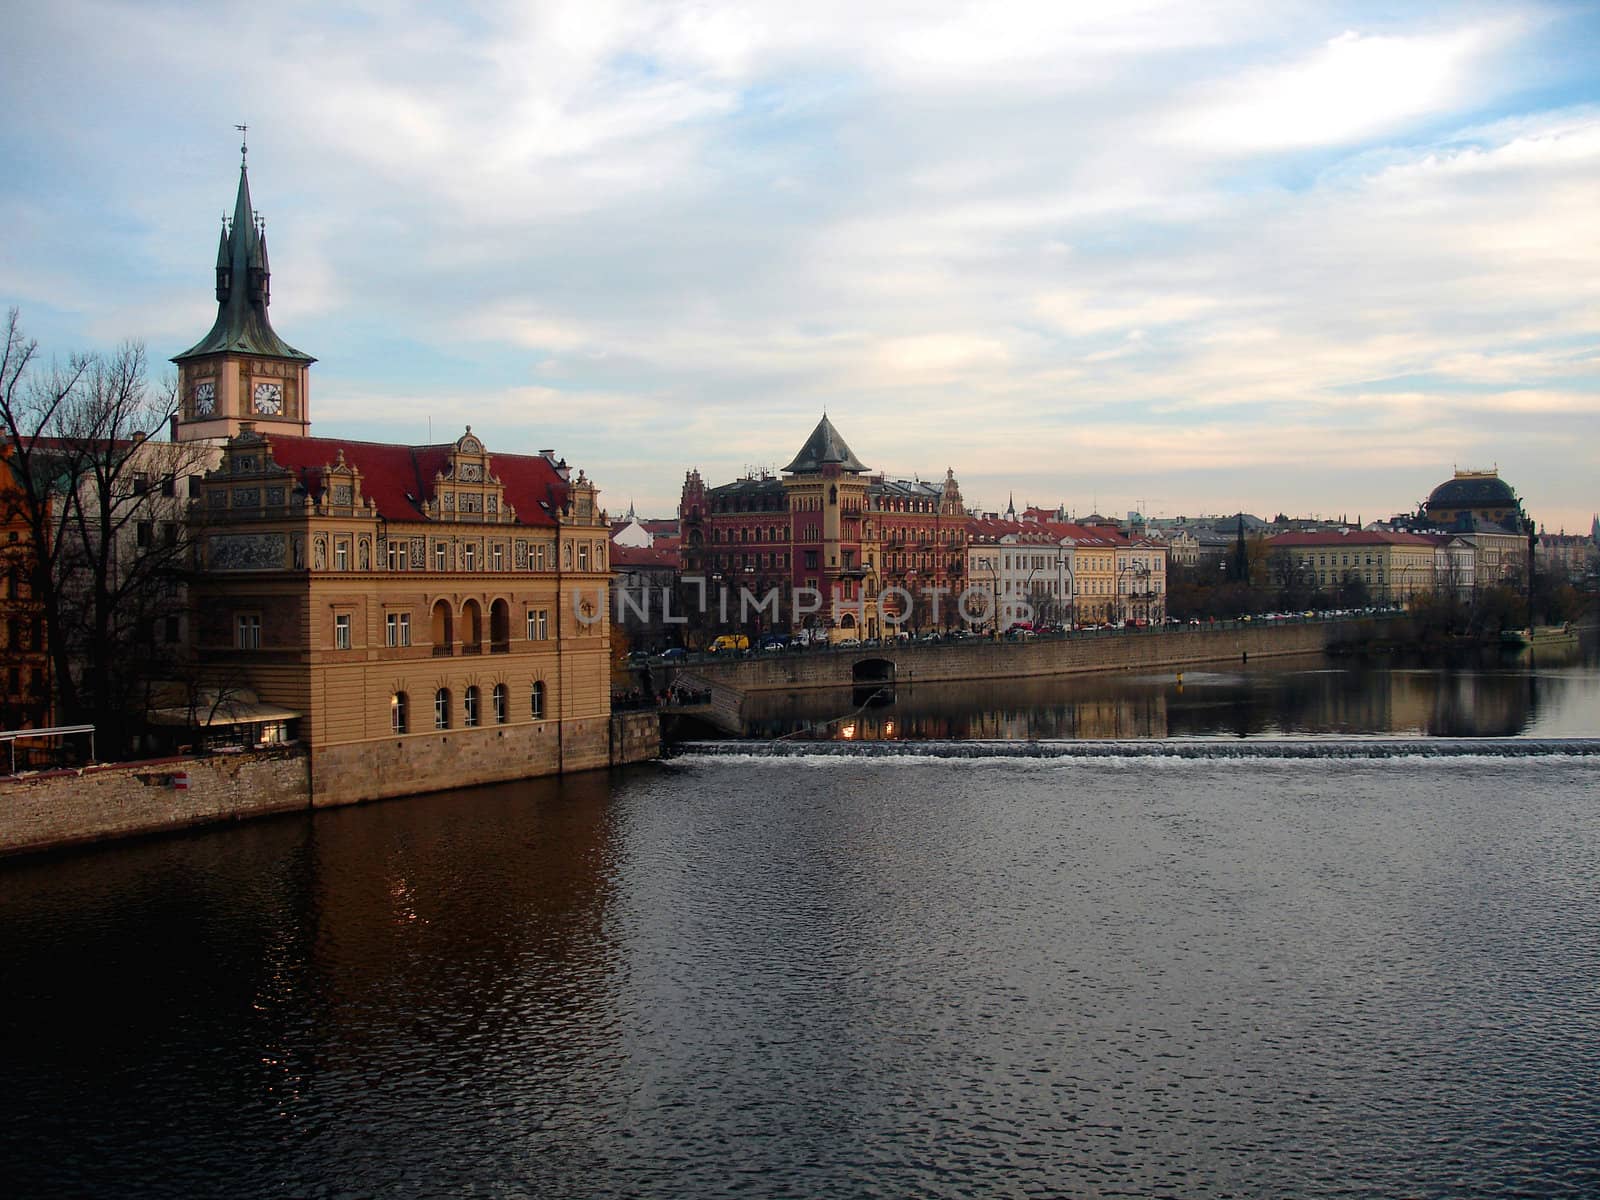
(709, 634), (750, 653)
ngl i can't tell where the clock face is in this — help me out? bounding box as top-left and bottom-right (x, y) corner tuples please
(194, 381), (216, 416)
(252, 382), (283, 415)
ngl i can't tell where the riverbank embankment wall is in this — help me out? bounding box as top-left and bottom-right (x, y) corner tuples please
(1, 711), (663, 858)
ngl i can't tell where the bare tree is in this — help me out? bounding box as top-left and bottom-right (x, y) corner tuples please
(1, 310), (213, 756)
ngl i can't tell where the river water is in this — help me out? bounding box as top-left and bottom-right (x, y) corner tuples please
(3, 645), (1599, 1198)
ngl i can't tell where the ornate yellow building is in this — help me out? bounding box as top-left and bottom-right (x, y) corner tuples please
(176, 151), (615, 805)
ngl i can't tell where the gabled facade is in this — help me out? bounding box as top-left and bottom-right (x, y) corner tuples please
(178, 151), (615, 803)
(190, 426), (613, 804)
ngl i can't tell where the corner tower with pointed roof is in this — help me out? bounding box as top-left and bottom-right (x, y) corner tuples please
(172, 142), (314, 442)
(782, 415), (877, 634)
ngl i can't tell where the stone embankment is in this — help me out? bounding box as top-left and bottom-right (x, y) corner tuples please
(663, 618), (1383, 695)
(1, 711), (662, 858)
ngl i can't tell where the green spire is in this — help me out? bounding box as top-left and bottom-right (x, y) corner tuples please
(175, 154), (313, 364)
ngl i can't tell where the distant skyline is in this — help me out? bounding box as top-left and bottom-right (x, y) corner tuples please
(2, 1), (1597, 532)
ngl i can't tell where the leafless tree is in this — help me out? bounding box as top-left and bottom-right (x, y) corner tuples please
(1, 310), (214, 755)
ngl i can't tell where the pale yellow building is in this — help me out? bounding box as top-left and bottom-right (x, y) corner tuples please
(1266, 531), (1438, 601)
(174, 151), (615, 805)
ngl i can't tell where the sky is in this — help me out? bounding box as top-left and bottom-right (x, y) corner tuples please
(2, 0), (1597, 533)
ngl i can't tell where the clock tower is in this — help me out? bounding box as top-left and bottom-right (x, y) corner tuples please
(172, 141), (314, 442)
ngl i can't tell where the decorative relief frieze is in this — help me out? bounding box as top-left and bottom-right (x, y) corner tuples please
(331, 484), (354, 506)
(209, 533), (285, 571)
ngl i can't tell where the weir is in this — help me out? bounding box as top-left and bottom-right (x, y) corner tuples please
(677, 737), (1600, 760)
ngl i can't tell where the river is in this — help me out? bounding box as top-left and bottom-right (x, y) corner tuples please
(2, 643), (1598, 1198)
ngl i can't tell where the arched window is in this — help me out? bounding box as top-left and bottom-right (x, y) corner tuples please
(493, 683), (508, 724)
(531, 680), (545, 720)
(434, 688), (451, 730)
(464, 685), (480, 727)
(391, 692), (408, 735)
(461, 599), (482, 651)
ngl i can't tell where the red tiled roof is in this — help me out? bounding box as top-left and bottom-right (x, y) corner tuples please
(1268, 530), (1436, 548)
(967, 517), (1129, 546)
(612, 543), (679, 569)
(259, 434), (569, 527)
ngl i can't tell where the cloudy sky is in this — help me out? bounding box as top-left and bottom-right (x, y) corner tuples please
(3, 0), (1597, 531)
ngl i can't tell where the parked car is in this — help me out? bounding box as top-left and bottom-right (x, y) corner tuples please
(656, 646), (687, 661)
(708, 634), (751, 653)
(836, 637), (861, 648)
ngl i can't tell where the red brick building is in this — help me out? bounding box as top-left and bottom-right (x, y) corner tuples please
(679, 416), (969, 639)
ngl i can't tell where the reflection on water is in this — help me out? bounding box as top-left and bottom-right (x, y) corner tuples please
(0, 772), (625, 1198)
(744, 637), (1600, 741)
(3, 755), (1599, 1198)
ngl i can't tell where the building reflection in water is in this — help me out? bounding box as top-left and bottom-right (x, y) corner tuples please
(0, 769), (626, 1187)
(740, 642), (1598, 742)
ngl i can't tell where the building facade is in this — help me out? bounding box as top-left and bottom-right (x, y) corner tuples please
(679, 416), (967, 641)
(1266, 530), (1438, 602)
(176, 154), (615, 804)
(0, 446), (49, 730)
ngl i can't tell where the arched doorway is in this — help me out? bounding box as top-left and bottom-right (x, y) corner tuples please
(489, 598), (510, 651)
(431, 600), (454, 655)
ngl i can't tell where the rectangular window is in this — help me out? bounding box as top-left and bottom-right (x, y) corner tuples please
(386, 612), (411, 647)
(535, 544), (547, 571)
(334, 613), (351, 650)
(136, 521), (153, 548)
(435, 543), (448, 571)
(335, 540), (349, 571)
(387, 540), (409, 571)
(578, 544), (589, 571)
(236, 614), (261, 649)
(464, 544), (476, 571)
(493, 544), (504, 571)
(162, 522), (179, 548)
(528, 609), (549, 640)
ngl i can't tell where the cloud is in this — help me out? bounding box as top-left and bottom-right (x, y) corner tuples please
(2, 1), (1597, 532)
(1175, 23), (1518, 153)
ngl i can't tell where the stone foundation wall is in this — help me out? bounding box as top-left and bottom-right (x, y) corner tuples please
(310, 716), (619, 807)
(610, 710), (662, 766)
(0, 749), (310, 859)
(0, 710), (662, 856)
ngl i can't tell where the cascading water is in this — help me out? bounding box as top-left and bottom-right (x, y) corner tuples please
(678, 737), (1600, 760)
